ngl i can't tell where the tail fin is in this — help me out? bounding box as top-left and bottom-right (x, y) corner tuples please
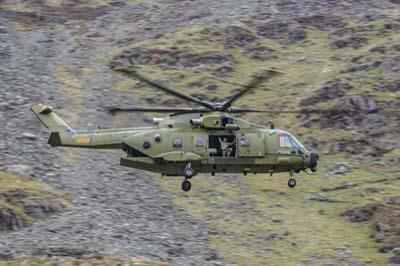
(31, 103), (75, 146)
(31, 103), (73, 132)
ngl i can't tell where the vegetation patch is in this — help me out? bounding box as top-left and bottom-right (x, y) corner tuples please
(342, 196), (400, 253)
(0, 255), (170, 266)
(0, 172), (71, 231)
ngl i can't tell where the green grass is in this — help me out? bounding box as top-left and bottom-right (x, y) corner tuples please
(112, 12), (400, 265)
(0, 172), (71, 227)
(0, 256), (170, 266)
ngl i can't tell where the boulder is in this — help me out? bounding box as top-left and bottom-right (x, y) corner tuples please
(0, 207), (25, 231)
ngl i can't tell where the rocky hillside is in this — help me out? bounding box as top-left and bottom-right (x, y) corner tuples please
(0, 0), (399, 265)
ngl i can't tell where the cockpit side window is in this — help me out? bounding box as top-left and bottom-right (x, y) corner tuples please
(289, 134), (304, 149)
(279, 134), (293, 148)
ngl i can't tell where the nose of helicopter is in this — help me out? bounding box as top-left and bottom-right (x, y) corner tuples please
(309, 151), (319, 172)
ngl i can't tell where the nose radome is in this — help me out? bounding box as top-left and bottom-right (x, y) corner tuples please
(310, 152), (319, 172)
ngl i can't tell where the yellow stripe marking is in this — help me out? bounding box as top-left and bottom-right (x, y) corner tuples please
(76, 137), (90, 144)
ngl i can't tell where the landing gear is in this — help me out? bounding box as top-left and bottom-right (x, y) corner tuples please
(288, 178), (296, 188)
(288, 170), (297, 188)
(184, 163), (195, 179)
(181, 180), (192, 192)
(182, 163), (194, 192)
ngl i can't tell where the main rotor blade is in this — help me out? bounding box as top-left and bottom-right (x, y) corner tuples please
(228, 107), (354, 114)
(107, 106), (209, 114)
(220, 68), (284, 111)
(113, 68), (215, 110)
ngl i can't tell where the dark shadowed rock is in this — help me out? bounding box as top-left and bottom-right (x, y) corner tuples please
(256, 20), (306, 45)
(244, 45), (277, 61)
(24, 199), (66, 219)
(0, 208), (25, 231)
(301, 79), (353, 106)
(224, 25), (257, 48)
(296, 14), (347, 30)
(381, 56), (400, 76)
(112, 48), (235, 69)
(331, 36), (368, 49)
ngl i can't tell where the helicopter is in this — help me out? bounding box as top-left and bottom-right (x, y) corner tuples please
(31, 68), (320, 192)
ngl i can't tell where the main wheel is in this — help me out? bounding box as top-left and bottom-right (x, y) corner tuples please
(184, 166), (195, 179)
(181, 180), (192, 192)
(288, 178), (296, 188)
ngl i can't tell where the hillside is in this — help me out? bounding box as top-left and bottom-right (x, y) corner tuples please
(0, 0), (399, 265)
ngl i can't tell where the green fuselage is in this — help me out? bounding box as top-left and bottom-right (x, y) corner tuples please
(31, 104), (316, 177)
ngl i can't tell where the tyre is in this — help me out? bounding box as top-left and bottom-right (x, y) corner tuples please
(181, 180), (192, 192)
(288, 178), (296, 188)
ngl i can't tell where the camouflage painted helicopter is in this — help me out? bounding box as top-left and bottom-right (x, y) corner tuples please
(31, 68), (319, 192)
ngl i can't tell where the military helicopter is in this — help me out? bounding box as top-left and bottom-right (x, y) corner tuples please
(31, 68), (319, 192)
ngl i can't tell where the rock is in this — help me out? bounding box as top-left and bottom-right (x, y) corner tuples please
(214, 66), (233, 76)
(381, 56), (400, 76)
(370, 46), (388, 54)
(24, 199), (66, 219)
(301, 79), (353, 105)
(341, 203), (381, 222)
(332, 162), (352, 175)
(373, 78), (400, 92)
(244, 45), (277, 61)
(20, 132), (37, 140)
(376, 232), (386, 243)
(376, 223), (391, 233)
(271, 217), (282, 223)
(0, 207), (25, 231)
(388, 252), (400, 265)
(307, 192), (342, 203)
(2, 164), (34, 178)
(111, 48), (235, 69)
(256, 20), (306, 45)
(108, 1), (127, 7)
(330, 34), (368, 49)
(296, 14), (347, 30)
(223, 25), (257, 48)
(393, 247), (400, 255)
(1, 189), (28, 204)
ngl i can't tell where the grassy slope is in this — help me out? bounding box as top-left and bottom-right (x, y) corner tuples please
(0, 256), (170, 266)
(2, 0), (399, 264)
(0, 172), (71, 226)
(106, 11), (400, 266)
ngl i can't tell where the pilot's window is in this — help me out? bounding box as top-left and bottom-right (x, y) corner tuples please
(172, 137), (182, 148)
(279, 134), (293, 148)
(196, 137), (205, 148)
(289, 135), (303, 149)
(240, 138), (250, 147)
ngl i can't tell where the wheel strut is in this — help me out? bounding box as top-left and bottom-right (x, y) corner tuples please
(184, 163), (195, 179)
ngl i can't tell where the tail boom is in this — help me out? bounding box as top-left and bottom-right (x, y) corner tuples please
(31, 103), (146, 149)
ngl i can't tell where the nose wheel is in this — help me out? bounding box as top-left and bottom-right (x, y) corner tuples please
(288, 178), (296, 188)
(181, 180), (192, 192)
(288, 170), (297, 188)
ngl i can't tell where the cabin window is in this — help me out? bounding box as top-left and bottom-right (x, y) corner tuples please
(240, 138), (250, 147)
(222, 117), (234, 127)
(172, 137), (182, 148)
(279, 134), (293, 148)
(196, 137), (205, 148)
(154, 133), (161, 142)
